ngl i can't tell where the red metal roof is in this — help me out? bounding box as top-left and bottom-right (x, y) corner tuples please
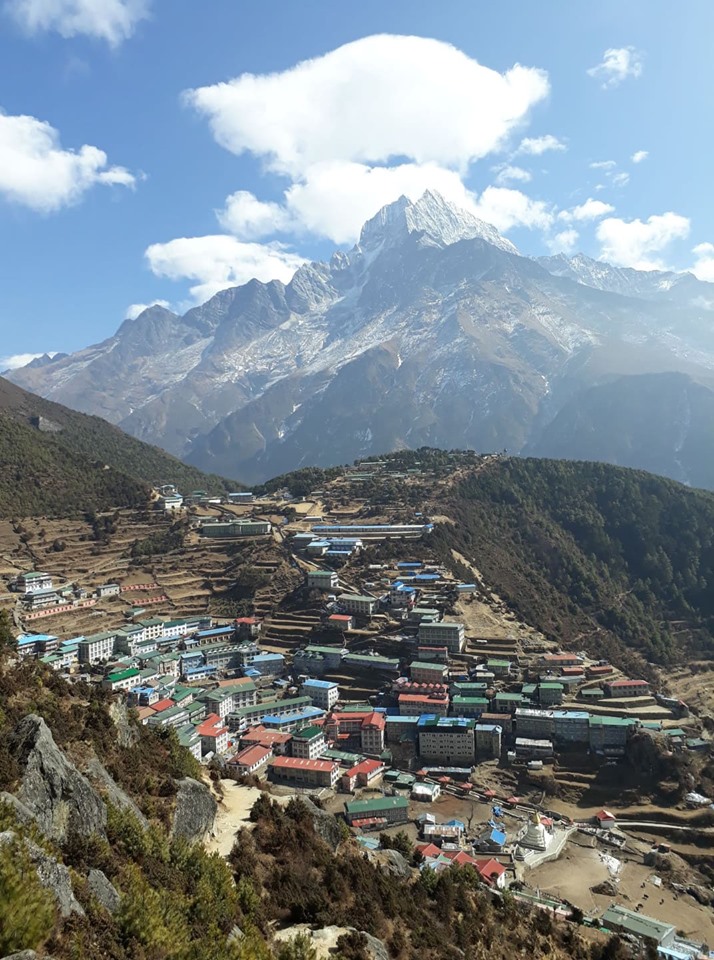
(344, 759), (384, 777)
(271, 756), (337, 773)
(362, 711), (386, 730)
(230, 744), (272, 767)
(608, 678), (648, 687)
(241, 726), (292, 747)
(152, 698), (174, 712)
(197, 713), (228, 737)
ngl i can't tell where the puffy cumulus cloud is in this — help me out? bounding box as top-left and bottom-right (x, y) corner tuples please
(559, 198), (615, 223)
(0, 351), (57, 370)
(631, 150), (648, 164)
(0, 109), (136, 212)
(493, 164), (532, 185)
(587, 46), (643, 89)
(470, 186), (554, 233)
(691, 243), (714, 282)
(217, 190), (294, 239)
(6, 0), (150, 45)
(184, 35), (550, 177)
(514, 134), (566, 156)
(596, 212), (690, 270)
(125, 299), (170, 320)
(546, 229), (579, 254)
(144, 235), (306, 304)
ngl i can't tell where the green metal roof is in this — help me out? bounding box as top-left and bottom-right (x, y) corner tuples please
(588, 715), (636, 727)
(345, 796), (408, 815)
(292, 724), (323, 740)
(105, 668), (141, 683)
(410, 661), (447, 672)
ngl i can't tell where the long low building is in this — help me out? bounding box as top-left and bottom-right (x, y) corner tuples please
(344, 795), (409, 826)
(269, 756), (340, 789)
(312, 523), (434, 538)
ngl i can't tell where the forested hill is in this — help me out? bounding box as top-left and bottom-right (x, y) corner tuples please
(435, 457), (714, 671)
(0, 376), (240, 517)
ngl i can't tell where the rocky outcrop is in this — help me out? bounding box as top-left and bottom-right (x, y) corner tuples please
(108, 702), (139, 749)
(273, 925), (388, 960)
(87, 868), (121, 913)
(0, 792), (35, 826)
(2, 952), (57, 960)
(300, 798), (343, 851)
(170, 778), (216, 844)
(84, 758), (147, 828)
(379, 849), (412, 879)
(0, 831), (84, 918)
(7, 715), (107, 842)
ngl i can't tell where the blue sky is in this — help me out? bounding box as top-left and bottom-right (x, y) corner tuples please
(1, 0), (713, 366)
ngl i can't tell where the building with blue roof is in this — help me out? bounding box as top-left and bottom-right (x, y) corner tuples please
(261, 706), (325, 732)
(301, 678), (339, 710)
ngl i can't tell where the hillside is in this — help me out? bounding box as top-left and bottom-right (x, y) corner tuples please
(0, 376), (239, 517)
(431, 455), (714, 670)
(0, 645), (597, 960)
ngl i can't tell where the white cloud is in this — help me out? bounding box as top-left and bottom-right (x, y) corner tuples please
(546, 229), (579, 254)
(0, 109), (135, 212)
(590, 160), (617, 171)
(493, 164), (532, 185)
(559, 198), (615, 223)
(144, 235), (306, 304)
(470, 186), (554, 233)
(0, 351), (57, 370)
(631, 150), (648, 164)
(514, 134), (566, 156)
(587, 47), (644, 89)
(612, 171), (630, 187)
(125, 299), (170, 320)
(691, 243), (714, 282)
(282, 161), (476, 245)
(185, 35), (549, 178)
(217, 190), (294, 239)
(596, 212), (690, 270)
(6, 0), (150, 45)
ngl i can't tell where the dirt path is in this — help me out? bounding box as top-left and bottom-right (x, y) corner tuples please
(207, 781), (294, 857)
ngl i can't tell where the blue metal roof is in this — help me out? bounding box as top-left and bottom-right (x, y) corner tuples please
(302, 678), (338, 689)
(489, 828), (506, 846)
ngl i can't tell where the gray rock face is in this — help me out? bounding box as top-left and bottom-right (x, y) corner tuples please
(87, 868), (121, 913)
(0, 830), (84, 918)
(362, 933), (390, 960)
(8, 715), (107, 843)
(108, 702), (139, 749)
(170, 778), (217, 843)
(84, 758), (147, 828)
(0, 791), (36, 825)
(300, 798), (343, 851)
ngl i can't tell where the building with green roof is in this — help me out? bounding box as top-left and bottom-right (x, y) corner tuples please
(345, 795), (409, 825)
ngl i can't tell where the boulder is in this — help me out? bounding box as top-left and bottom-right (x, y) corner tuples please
(2, 952), (56, 959)
(0, 830), (84, 918)
(300, 798), (343, 851)
(8, 715), (107, 843)
(380, 849), (412, 879)
(84, 758), (148, 829)
(87, 868), (121, 913)
(170, 778), (217, 844)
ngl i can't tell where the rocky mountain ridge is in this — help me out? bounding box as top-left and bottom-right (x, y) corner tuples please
(8, 191), (714, 486)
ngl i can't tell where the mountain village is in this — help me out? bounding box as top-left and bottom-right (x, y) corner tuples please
(2, 453), (713, 957)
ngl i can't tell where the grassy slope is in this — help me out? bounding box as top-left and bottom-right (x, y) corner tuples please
(0, 376), (241, 517)
(434, 456), (714, 673)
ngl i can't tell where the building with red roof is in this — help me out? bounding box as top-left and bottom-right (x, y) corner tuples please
(197, 713), (229, 756)
(228, 744), (272, 776)
(340, 759), (385, 792)
(398, 693), (449, 717)
(152, 698), (175, 713)
(269, 756), (340, 789)
(605, 679), (650, 698)
(240, 725), (292, 754)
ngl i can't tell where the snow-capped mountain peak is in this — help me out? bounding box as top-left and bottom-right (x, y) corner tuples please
(358, 189), (518, 254)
